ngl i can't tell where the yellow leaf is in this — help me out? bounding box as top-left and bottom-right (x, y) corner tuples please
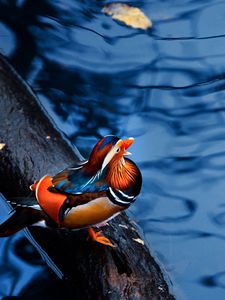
(0, 143), (5, 150)
(102, 3), (152, 30)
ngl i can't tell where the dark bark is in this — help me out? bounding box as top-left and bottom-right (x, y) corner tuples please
(0, 54), (175, 300)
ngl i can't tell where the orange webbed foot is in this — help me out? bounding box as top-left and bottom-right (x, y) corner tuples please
(87, 228), (114, 247)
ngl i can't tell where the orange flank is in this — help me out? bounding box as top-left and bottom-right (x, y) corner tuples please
(34, 175), (67, 224)
(62, 196), (123, 229)
(88, 228), (114, 247)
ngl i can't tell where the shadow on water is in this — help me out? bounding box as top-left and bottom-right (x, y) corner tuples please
(2, 0), (225, 299)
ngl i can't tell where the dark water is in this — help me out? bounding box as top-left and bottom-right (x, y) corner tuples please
(1, 0), (225, 299)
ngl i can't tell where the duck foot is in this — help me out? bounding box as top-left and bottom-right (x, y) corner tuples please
(87, 228), (114, 247)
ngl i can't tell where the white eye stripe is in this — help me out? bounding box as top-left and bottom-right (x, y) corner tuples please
(101, 139), (123, 172)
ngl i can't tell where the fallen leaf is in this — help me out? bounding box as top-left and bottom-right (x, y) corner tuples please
(102, 3), (152, 30)
(0, 143), (5, 150)
(119, 224), (128, 229)
(132, 238), (145, 245)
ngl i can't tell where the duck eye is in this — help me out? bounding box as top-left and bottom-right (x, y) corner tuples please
(116, 148), (120, 153)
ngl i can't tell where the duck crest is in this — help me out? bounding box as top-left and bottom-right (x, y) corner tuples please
(86, 135), (120, 175)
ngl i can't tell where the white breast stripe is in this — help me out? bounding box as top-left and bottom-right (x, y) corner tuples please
(109, 187), (133, 205)
(117, 189), (134, 199)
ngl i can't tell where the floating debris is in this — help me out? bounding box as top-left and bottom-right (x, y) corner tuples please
(0, 143), (6, 150)
(133, 238), (145, 245)
(102, 3), (152, 30)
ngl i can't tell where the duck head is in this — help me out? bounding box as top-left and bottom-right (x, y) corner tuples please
(86, 135), (134, 174)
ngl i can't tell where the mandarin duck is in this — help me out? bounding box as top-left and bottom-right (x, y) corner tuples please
(0, 135), (142, 246)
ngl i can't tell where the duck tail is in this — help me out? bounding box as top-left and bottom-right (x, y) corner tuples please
(0, 206), (44, 237)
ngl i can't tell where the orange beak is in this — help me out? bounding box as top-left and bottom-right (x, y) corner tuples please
(123, 137), (134, 155)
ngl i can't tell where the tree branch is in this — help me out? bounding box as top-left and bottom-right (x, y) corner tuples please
(0, 54), (174, 300)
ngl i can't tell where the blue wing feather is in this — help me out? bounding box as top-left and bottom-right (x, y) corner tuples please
(52, 166), (108, 194)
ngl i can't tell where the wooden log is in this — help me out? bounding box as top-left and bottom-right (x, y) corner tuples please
(0, 54), (175, 300)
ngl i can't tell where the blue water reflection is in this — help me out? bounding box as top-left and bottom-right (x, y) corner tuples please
(1, 0), (225, 299)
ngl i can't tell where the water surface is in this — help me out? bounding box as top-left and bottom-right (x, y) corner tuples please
(1, 0), (225, 299)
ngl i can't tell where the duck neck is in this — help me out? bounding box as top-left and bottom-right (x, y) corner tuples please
(105, 158), (136, 190)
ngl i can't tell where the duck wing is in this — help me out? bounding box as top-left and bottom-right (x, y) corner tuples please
(51, 163), (108, 195)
